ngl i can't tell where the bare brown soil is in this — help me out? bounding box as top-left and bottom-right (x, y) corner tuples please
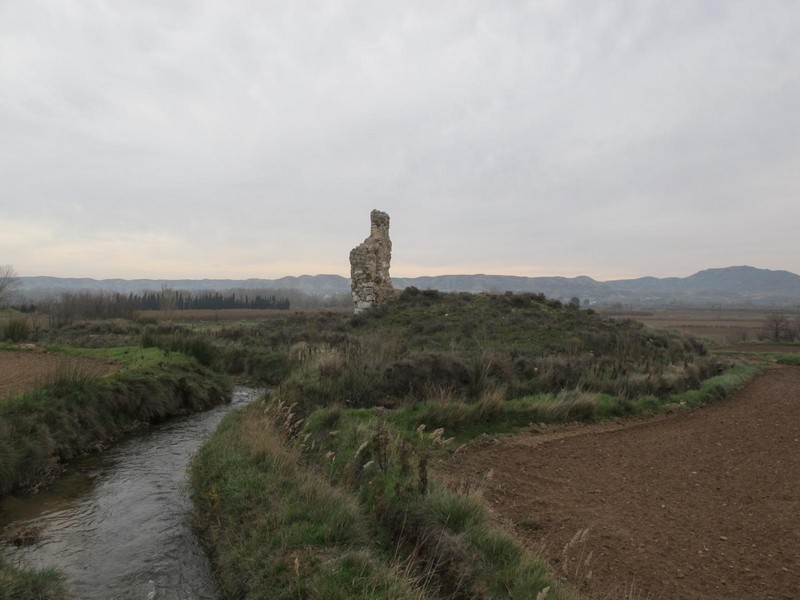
(605, 306), (800, 345)
(443, 367), (800, 599)
(0, 349), (119, 400)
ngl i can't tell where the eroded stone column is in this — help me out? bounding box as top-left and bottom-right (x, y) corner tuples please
(350, 209), (393, 314)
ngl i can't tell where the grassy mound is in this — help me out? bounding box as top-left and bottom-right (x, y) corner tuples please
(274, 290), (721, 416)
(191, 291), (754, 599)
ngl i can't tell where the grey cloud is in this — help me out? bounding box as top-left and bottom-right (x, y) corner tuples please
(1, 1), (798, 279)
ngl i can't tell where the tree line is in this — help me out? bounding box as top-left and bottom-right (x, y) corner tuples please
(140, 290), (290, 311)
(39, 290), (290, 325)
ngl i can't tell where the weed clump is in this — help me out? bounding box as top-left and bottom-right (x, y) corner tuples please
(0, 556), (67, 599)
(384, 352), (470, 396)
(1, 317), (31, 342)
(141, 328), (218, 366)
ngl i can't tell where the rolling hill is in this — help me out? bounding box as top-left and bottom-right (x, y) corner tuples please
(16, 266), (800, 307)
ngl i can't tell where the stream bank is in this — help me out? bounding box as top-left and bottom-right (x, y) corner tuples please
(1, 387), (261, 599)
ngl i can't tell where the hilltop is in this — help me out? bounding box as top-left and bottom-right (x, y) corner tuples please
(15, 265), (800, 306)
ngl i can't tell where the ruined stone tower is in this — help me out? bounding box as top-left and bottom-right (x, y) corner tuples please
(349, 209), (393, 314)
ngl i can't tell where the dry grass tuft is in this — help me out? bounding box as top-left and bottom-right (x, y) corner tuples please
(561, 527), (593, 584)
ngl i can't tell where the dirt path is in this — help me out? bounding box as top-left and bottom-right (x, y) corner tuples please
(0, 349), (119, 400)
(444, 367), (800, 599)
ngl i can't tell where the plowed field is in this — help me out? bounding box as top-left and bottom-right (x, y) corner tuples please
(0, 349), (118, 400)
(444, 367), (800, 599)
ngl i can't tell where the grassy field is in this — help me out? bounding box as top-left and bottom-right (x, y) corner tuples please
(0, 296), (771, 599)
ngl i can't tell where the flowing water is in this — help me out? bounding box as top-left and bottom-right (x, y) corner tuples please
(0, 386), (261, 599)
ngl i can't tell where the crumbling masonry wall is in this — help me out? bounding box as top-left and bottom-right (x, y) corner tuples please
(350, 209), (393, 314)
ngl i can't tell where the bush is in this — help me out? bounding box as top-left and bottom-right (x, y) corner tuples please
(1, 317), (31, 342)
(217, 346), (294, 384)
(141, 329), (218, 366)
(383, 352), (470, 396)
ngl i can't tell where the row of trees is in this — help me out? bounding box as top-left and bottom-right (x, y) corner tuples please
(141, 290), (289, 311)
(39, 290), (290, 326)
(2, 263), (351, 322)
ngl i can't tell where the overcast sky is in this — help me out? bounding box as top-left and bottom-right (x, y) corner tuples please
(1, 1), (798, 281)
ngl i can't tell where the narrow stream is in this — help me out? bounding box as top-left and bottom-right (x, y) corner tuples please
(0, 386), (261, 599)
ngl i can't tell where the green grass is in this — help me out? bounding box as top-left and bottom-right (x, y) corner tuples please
(0, 357), (230, 497)
(304, 401), (571, 599)
(140, 329), (218, 366)
(0, 556), (67, 600)
(0, 342), (193, 373)
(775, 354), (800, 365)
(355, 288), (703, 359)
(0, 296), (772, 599)
(0, 328), (235, 598)
(190, 402), (427, 600)
(255, 292), (721, 417)
(191, 398), (573, 599)
(390, 388), (601, 442)
(0, 317), (31, 343)
(47, 345), (191, 370)
(387, 362), (759, 442)
(0, 340), (41, 352)
(670, 362), (760, 408)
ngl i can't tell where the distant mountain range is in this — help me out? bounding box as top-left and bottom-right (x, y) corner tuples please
(17, 266), (800, 307)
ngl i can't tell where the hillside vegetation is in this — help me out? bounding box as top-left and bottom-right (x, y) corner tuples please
(191, 290), (750, 599)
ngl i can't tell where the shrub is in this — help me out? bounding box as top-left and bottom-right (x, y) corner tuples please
(1, 317), (31, 342)
(43, 360), (96, 398)
(383, 352), (470, 396)
(424, 485), (486, 534)
(141, 329), (218, 366)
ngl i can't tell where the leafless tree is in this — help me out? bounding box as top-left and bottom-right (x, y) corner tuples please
(763, 311), (791, 342)
(790, 317), (800, 342)
(0, 265), (20, 306)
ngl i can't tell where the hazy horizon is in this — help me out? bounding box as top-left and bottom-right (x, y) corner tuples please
(16, 263), (799, 284)
(3, 3), (799, 281)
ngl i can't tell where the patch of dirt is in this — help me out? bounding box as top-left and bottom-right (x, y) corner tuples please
(0, 348), (120, 400)
(714, 343), (800, 354)
(443, 367), (800, 599)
